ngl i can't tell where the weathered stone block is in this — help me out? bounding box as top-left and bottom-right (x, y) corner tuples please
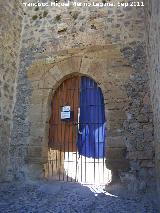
(106, 159), (129, 170)
(127, 150), (154, 160)
(107, 136), (126, 148)
(143, 124), (154, 142)
(106, 147), (127, 159)
(26, 146), (48, 159)
(140, 160), (155, 168)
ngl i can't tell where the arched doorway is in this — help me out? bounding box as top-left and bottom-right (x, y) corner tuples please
(44, 76), (111, 184)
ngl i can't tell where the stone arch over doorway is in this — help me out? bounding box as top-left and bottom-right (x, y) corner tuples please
(26, 46), (131, 181)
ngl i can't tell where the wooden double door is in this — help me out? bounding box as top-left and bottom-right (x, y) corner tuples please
(45, 76), (107, 184)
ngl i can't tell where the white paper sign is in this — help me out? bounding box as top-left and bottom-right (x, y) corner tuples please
(61, 111), (71, 119)
(62, 106), (71, 112)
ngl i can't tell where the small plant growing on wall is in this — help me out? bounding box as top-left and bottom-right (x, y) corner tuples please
(58, 28), (67, 33)
(69, 11), (80, 20)
(43, 11), (48, 18)
(34, 6), (39, 11)
(32, 9), (48, 20)
(55, 15), (61, 22)
(32, 15), (38, 20)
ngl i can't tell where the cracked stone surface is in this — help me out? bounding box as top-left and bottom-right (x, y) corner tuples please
(0, 181), (158, 213)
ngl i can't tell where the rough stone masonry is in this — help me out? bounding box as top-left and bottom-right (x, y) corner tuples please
(145, 0), (160, 201)
(0, 0), (159, 202)
(0, 0), (23, 181)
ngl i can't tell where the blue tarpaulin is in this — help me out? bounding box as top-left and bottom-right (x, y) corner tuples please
(77, 76), (106, 158)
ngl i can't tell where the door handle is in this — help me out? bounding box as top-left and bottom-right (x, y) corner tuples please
(78, 130), (83, 135)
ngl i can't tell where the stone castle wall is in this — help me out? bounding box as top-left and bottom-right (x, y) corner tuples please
(145, 0), (160, 198)
(0, 0), (157, 194)
(0, 0), (23, 181)
(8, 0), (155, 191)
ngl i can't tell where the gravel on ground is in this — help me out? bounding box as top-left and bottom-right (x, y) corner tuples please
(0, 181), (158, 213)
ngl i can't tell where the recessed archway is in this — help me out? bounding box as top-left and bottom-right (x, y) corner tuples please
(44, 75), (112, 184)
(26, 47), (130, 183)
